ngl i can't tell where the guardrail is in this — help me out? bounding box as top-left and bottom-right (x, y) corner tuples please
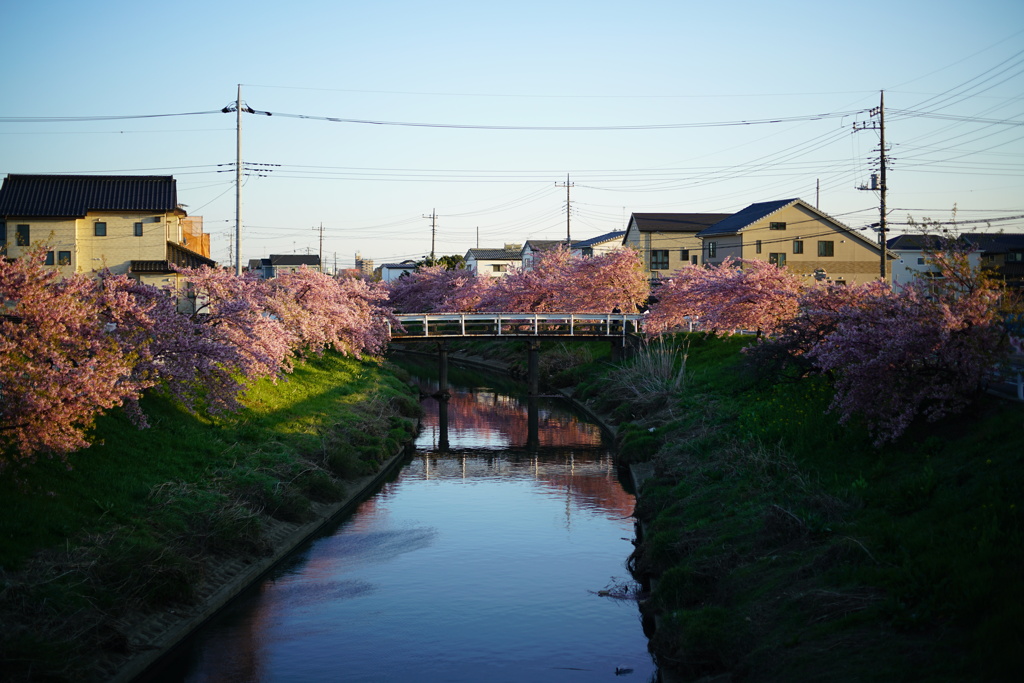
(389, 312), (645, 339)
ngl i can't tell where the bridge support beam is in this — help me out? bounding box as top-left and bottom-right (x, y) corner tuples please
(527, 340), (541, 396)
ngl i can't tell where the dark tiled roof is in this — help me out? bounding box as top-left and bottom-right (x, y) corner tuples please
(269, 254), (321, 266)
(964, 232), (1024, 253)
(0, 174), (178, 217)
(887, 234), (957, 250)
(574, 230), (626, 248)
(467, 247), (522, 260)
(522, 240), (577, 253)
(695, 199), (797, 237)
(630, 213), (732, 233)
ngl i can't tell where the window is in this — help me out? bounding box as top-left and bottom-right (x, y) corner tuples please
(769, 222), (786, 230)
(792, 240), (803, 254)
(818, 240), (834, 257)
(94, 222), (107, 237)
(491, 264), (508, 273)
(0, 221), (6, 245)
(1006, 252), (1024, 263)
(917, 257), (925, 265)
(650, 249), (669, 270)
(45, 251), (55, 266)
(755, 240), (762, 254)
(57, 251), (71, 266)
(769, 253), (787, 268)
(679, 248), (689, 261)
(691, 255), (698, 265)
(707, 241), (717, 259)
(16, 224), (30, 246)
(134, 222), (144, 237)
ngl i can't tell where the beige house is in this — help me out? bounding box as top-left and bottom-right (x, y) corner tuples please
(0, 174), (214, 288)
(697, 198), (893, 285)
(623, 213), (732, 278)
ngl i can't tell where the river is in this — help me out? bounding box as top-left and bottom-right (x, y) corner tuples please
(145, 357), (657, 682)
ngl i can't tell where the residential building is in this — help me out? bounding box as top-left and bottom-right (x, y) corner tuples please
(966, 233), (1024, 289)
(0, 174), (215, 288)
(376, 259), (418, 282)
(519, 240), (578, 270)
(887, 234), (981, 288)
(696, 198), (892, 286)
(571, 230), (626, 257)
(622, 213), (732, 278)
(465, 245), (522, 277)
(249, 254), (322, 278)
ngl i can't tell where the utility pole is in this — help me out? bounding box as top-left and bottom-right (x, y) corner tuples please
(313, 222), (324, 270)
(235, 84), (243, 275)
(423, 209), (438, 262)
(854, 90), (890, 281)
(556, 174), (573, 243)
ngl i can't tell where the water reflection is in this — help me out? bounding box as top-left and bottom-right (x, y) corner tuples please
(145, 365), (656, 683)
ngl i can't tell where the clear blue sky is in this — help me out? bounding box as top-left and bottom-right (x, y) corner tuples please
(3, 0), (1022, 270)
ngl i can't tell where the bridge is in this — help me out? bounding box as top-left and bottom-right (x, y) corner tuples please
(388, 312), (646, 340)
(387, 312), (650, 396)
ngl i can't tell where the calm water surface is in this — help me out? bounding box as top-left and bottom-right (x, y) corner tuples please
(150, 363), (657, 682)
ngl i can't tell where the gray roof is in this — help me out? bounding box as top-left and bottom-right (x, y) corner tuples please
(574, 230), (626, 248)
(629, 213), (732, 234)
(268, 254), (321, 266)
(695, 199), (797, 237)
(467, 247), (522, 260)
(888, 232), (1024, 254)
(0, 174), (179, 217)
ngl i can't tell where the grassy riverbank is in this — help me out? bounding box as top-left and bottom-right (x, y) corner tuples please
(555, 335), (1023, 681)
(390, 337), (1023, 680)
(0, 352), (420, 682)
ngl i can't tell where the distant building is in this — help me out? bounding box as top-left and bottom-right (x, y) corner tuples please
(623, 213), (731, 278)
(355, 252), (374, 278)
(376, 259), (418, 282)
(465, 245), (522, 277)
(249, 254), (322, 278)
(571, 230), (626, 257)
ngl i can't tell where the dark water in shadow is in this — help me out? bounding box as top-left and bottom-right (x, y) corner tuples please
(144, 358), (657, 682)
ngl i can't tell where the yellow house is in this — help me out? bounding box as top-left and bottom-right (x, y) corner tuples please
(623, 213), (732, 279)
(0, 174), (215, 288)
(696, 198), (893, 285)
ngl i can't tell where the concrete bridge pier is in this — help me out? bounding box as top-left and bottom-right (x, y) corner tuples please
(435, 341), (450, 399)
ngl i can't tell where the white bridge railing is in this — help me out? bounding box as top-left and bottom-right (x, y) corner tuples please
(389, 312), (645, 339)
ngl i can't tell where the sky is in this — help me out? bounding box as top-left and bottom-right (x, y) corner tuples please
(2, 0), (1022, 271)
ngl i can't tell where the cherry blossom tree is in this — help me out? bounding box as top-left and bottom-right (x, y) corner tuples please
(96, 272), (255, 420)
(800, 239), (1008, 444)
(267, 268), (397, 357)
(0, 250), (138, 465)
(174, 265), (296, 380)
(645, 258), (803, 337)
(386, 265), (493, 313)
(478, 246), (648, 313)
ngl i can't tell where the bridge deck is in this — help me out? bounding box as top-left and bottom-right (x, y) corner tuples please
(389, 312), (645, 340)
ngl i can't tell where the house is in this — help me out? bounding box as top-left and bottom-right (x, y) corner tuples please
(376, 259), (418, 282)
(696, 198), (893, 286)
(465, 245), (522, 277)
(249, 254), (322, 278)
(0, 174), (215, 287)
(966, 233), (1024, 289)
(519, 240), (577, 271)
(887, 234), (981, 288)
(571, 230), (626, 257)
(622, 213), (732, 278)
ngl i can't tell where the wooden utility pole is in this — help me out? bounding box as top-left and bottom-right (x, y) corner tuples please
(854, 90), (890, 281)
(556, 174), (573, 243)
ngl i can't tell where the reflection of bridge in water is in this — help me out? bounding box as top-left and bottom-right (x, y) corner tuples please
(390, 312), (647, 395)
